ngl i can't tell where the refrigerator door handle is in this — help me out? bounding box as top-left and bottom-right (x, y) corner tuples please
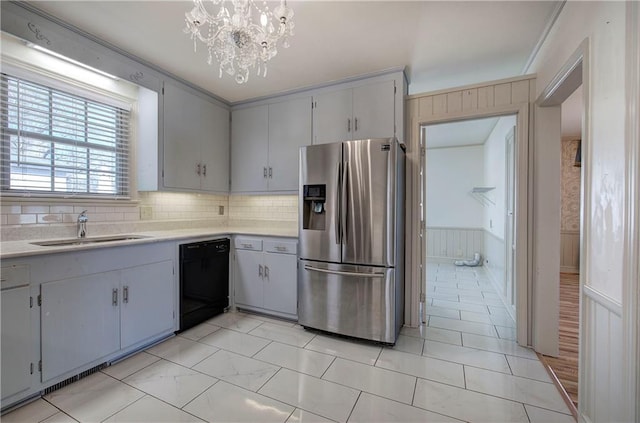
(303, 265), (385, 278)
(341, 160), (349, 245)
(335, 161), (341, 244)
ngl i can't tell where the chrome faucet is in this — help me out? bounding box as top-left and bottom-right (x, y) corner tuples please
(77, 210), (88, 238)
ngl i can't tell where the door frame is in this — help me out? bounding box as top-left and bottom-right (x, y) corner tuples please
(414, 102), (531, 346)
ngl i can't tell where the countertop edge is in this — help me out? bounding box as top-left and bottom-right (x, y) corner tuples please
(1, 227), (299, 260)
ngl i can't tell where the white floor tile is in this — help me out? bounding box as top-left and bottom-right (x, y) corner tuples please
(376, 349), (465, 388)
(426, 292), (460, 302)
(103, 395), (204, 422)
(349, 392), (462, 423)
(44, 372), (144, 423)
(102, 351), (161, 380)
(199, 328), (271, 357)
(206, 312), (264, 333)
(193, 349), (280, 391)
(495, 325), (517, 340)
(123, 359), (216, 408)
(506, 355), (552, 382)
(41, 412), (78, 423)
(254, 341), (335, 377)
(401, 326), (462, 346)
(422, 340), (511, 373)
(178, 323), (221, 341)
(286, 408), (335, 423)
(2, 399), (60, 423)
(432, 299), (489, 314)
(464, 366), (570, 414)
(424, 305), (461, 320)
(389, 334), (424, 355)
(305, 334), (381, 365)
(323, 357), (416, 404)
(436, 287), (483, 297)
(413, 378), (529, 423)
(249, 322), (316, 347)
(146, 336), (218, 368)
(461, 333), (538, 359)
(460, 310), (492, 324)
(259, 368), (360, 423)
(488, 313), (516, 328)
(429, 316), (497, 337)
(184, 380), (294, 423)
(525, 404), (576, 423)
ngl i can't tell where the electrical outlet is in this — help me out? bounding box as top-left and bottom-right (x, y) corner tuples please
(218, 205), (224, 215)
(140, 206), (152, 220)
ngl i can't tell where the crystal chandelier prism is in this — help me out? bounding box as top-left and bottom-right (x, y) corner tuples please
(184, 0), (294, 84)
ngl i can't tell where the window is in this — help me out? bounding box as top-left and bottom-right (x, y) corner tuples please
(0, 73), (130, 198)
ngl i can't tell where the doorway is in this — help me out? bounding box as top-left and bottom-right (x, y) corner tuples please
(421, 115), (518, 334)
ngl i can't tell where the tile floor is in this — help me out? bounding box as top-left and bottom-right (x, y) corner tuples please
(4, 262), (574, 423)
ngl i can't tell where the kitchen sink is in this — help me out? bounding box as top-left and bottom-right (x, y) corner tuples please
(31, 234), (149, 247)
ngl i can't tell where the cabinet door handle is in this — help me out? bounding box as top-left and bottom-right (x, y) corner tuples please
(354, 117), (358, 132)
(268, 167), (272, 178)
(196, 163), (201, 175)
(259, 264), (263, 277)
(112, 288), (118, 306)
(202, 164), (207, 176)
(123, 286), (129, 304)
(263, 167), (268, 178)
(347, 118), (351, 133)
(264, 266), (269, 278)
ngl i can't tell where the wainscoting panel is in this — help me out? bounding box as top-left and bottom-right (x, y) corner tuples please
(560, 230), (580, 273)
(581, 285), (624, 423)
(426, 227), (484, 260)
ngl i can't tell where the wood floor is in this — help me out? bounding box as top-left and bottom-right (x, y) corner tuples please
(541, 272), (580, 407)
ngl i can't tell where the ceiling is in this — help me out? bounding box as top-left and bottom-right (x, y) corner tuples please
(25, 1), (560, 104)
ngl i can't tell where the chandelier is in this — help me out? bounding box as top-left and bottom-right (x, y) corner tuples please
(184, 0), (295, 84)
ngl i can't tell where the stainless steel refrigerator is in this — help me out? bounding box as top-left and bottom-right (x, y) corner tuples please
(298, 138), (405, 344)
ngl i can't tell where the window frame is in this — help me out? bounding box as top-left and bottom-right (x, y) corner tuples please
(0, 62), (135, 201)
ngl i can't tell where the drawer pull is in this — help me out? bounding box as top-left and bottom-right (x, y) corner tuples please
(275, 246), (287, 252)
(242, 243), (253, 248)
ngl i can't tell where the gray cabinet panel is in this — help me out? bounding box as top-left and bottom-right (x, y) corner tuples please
(268, 97), (312, 191)
(312, 89), (352, 144)
(1, 286), (32, 401)
(231, 105), (269, 192)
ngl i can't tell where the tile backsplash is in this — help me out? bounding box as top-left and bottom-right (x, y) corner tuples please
(1, 193), (298, 241)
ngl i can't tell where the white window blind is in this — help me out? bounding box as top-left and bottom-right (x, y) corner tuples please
(0, 73), (131, 198)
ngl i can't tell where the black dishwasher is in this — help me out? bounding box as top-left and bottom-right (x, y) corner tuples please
(179, 238), (230, 331)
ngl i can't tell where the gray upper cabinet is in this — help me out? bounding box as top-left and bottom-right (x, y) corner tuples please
(231, 104), (269, 192)
(231, 96), (312, 193)
(162, 82), (229, 193)
(313, 79), (396, 144)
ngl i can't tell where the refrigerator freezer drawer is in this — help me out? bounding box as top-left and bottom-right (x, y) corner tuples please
(298, 260), (399, 344)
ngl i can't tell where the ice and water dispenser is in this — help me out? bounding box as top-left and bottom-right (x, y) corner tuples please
(302, 184), (326, 230)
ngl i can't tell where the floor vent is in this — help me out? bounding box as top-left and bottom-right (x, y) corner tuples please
(42, 363), (107, 395)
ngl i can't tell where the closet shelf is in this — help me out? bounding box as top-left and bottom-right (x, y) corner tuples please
(470, 187), (496, 206)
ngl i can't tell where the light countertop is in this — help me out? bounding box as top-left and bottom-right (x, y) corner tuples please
(0, 223), (298, 260)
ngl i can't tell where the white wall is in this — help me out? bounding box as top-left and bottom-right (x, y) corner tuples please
(425, 145), (484, 228)
(528, 2), (633, 421)
(482, 115), (516, 240)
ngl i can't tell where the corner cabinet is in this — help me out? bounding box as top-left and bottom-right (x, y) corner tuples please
(231, 96), (312, 193)
(163, 82), (230, 192)
(138, 81), (230, 193)
(233, 237), (298, 319)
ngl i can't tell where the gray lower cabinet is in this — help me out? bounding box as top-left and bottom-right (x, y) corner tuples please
(1, 264), (33, 406)
(0, 242), (178, 410)
(233, 237), (298, 319)
(40, 259), (174, 382)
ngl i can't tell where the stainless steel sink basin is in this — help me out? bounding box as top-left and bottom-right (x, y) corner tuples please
(31, 235), (149, 247)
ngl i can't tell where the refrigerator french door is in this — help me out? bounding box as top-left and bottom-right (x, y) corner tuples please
(298, 138), (404, 344)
